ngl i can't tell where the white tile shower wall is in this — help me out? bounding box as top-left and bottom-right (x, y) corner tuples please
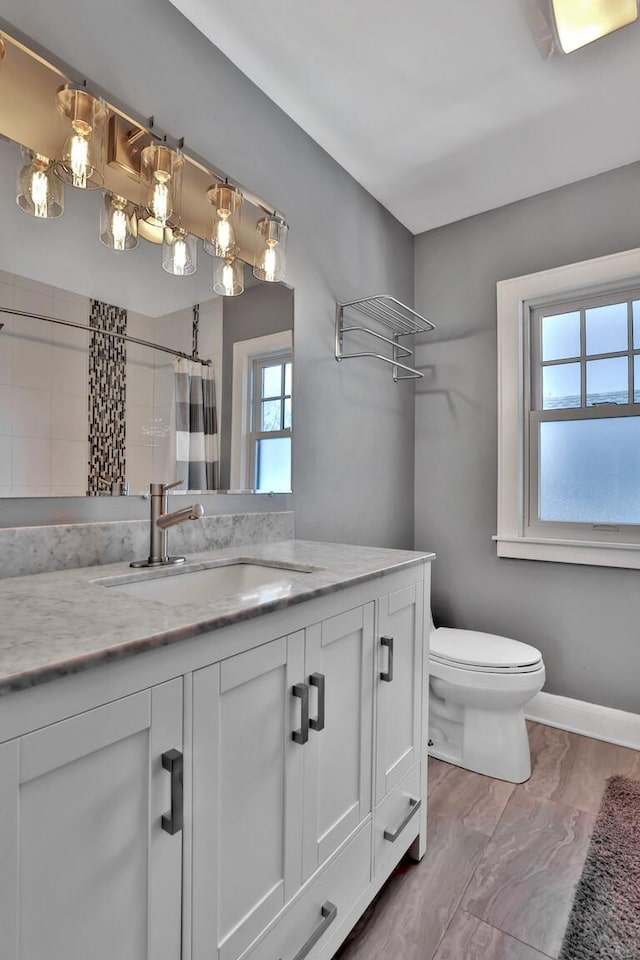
(0, 274), (90, 497)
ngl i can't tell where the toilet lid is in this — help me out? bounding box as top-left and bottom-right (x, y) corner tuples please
(430, 627), (542, 670)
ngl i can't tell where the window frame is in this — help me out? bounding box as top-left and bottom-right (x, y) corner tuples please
(496, 245), (640, 569)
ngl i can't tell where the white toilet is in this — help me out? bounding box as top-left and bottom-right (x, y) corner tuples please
(428, 619), (545, 783)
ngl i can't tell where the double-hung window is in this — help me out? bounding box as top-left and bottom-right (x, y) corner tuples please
(496, 247), (640, 568)
(250, 353), (292, 493)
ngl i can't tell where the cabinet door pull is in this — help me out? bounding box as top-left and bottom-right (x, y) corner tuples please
(161, 749), (183, 835)
(292, 683), (309, 744)
(383, 797), (421, 842)
(309, 672), (325, 732)
(278, 900), (338, 960)
(380, 636), (394, 682)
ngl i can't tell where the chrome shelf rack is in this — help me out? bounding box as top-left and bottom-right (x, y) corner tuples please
(335, 295), (435, 381)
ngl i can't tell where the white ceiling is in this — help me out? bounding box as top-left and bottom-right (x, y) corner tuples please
(168, 0), (640, 234)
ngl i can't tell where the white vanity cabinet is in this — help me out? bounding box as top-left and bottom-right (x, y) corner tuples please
(0, 679), (184, 960)
(0, 552), (431, 960)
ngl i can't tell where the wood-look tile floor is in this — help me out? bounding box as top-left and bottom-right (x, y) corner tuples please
(334, 723), (640, 960)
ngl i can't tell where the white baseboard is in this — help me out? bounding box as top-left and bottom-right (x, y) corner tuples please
(525, 691), (640, 751)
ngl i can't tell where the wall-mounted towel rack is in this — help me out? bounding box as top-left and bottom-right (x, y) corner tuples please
(335, 295), (435, 381)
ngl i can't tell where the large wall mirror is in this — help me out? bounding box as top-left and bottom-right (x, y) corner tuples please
(0, 138), (294, 498)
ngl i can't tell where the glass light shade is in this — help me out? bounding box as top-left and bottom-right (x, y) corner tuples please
(99, 193), (138, 251)
(55, 86), (107, 189)
(141, 144), (183, 227)
(204, 183), (243, 257)
(162, 228), (197, 277)
(17, 148), (64, 219)
(253, 217), (288, 283)
(213, 256), (244, 296)
(552, 0), (638, 52)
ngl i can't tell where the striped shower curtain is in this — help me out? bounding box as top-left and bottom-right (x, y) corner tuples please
(174, 358), (218, 489)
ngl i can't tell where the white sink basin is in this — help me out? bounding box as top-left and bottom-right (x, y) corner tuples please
(98, 561), (314, 606)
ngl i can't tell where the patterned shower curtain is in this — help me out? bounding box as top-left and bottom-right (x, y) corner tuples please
(174, 358), (218, 489)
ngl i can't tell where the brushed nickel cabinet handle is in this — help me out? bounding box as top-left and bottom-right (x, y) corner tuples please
(380, 636), (394, 682)
(278, 901), (338, 960)
(161, 749), (183, 835)
(292, 683), (309, 744)
(309, 672), (325, 732)
(383, 796), (421, 842)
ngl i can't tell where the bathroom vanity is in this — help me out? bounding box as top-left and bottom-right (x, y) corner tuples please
(0, 539), (433, 960)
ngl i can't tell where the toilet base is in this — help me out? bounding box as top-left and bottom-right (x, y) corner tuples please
(429, 706), (532, 783)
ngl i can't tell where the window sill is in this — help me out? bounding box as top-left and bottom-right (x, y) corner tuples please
(494, 535), (640, 569)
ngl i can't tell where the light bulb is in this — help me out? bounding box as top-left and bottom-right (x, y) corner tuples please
(216, 216), (234, 256)
(150, 177), (170, 225)
(69, 130), (90, 189)
(17, 149), (64, 220)
(263, 244), (278, 283)
(174, 238), (187, 275)
(111, 208), (128, 251)
(30, 170), (50, 219)
(222, 261), (235, 296)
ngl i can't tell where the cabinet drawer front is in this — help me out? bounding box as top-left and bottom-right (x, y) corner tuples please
(373, 761), (422, 879)
(245, 821), (372, 960)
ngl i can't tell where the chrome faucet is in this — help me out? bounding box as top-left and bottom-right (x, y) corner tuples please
(131, 481), (204, 568)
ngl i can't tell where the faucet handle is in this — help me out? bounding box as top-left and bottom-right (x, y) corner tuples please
(162, 480), (183, 493)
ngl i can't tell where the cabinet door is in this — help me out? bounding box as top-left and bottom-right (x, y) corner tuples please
(0, 680), (183, 960)
(375, 583), (424, 802)
(302, 604), (374, 880)
(192, 633), (305, 960)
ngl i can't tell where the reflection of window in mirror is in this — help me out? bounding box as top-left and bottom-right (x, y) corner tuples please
(229, 331), (293, 492)
(250, 352), (292, 493)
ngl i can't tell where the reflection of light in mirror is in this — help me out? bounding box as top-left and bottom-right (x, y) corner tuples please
(68, 131), (90, 189)
(150, 178), (170, 223)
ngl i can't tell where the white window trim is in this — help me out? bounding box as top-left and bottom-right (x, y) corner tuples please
(496, 245), (640, 569)
(229, 331), (292, 491)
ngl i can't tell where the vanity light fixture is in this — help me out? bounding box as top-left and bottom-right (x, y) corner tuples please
(162, 226), (197, 276)
(0, 36), (5, 63)
(17, 147), (64, 219)
(551, 0), (638, 52)
(141, 142), (183, 228)
(253, 215), (288, 283)
(99, 192), (138, 251)
(213, 254), (244, 297)
(204, 182), (243, 257)
(55, 84), (108, 189)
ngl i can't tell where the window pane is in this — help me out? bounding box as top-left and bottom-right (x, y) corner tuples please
(542, 363), (580, 409)
(635, 356), (640, 403)
(539, 417), (640, 524)
(586, 356), (628, 406)
(585, 302), (627, 355)
(255, 437), (291, 492)
(541, 311), (580, 361)
(284, 398), (292, 429)
(262, 364), (282, 399)
(285, 362), (292, 396)
(633, 301), (640, 348)
(261, 399), (282, 431)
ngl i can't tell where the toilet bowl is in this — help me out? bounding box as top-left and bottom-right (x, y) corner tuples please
(428, 625), (545, 783)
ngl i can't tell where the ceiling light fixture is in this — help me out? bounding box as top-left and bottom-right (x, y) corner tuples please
(99, 193), (138, 251)
(162, 226), (197, 277)
(204, 182), (243, 257)
(16, 147), (64, 219)
(141, 142), (183, 228)
(213, 255), (244, 297)
(253, 216), (288, 283)
(55, 84), (107, 189)
(551, 0), (638, 53)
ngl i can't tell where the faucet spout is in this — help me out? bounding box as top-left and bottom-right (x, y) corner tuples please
(156, 502), (204, 529)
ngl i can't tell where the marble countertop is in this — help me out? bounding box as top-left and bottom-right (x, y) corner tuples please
(0, 539), (434, 696)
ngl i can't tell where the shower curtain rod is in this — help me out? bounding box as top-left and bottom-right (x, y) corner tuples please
(0, 307), (212, 366)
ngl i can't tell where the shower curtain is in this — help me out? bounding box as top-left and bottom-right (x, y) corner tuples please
(174, 358), (218, 489)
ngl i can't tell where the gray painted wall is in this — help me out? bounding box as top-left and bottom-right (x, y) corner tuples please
(1, 0), (415, 548)
(219, 283), (293, 489)
(414, 160), (640, 713)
